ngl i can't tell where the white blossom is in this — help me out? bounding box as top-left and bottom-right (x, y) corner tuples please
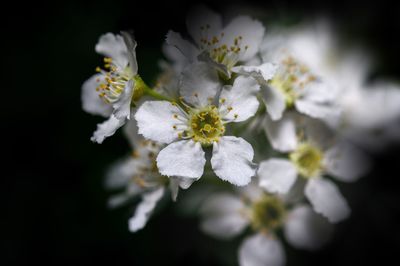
(82, 32), (142, 143)
(200, 185), (333, 266)
(258, 115), (370, 223)
(165, 5), (266, 78)
(135, 62), (259, 186)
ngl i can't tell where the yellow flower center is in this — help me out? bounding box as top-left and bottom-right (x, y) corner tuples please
(95, 57), (136, 104)
(187, 105), (225, 146)
(289, 142), (323, 178)
(251, 195), (286, 231)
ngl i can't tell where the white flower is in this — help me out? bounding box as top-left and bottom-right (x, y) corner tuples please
(200, 185), (333, 266)
(135, 62), (259, 186)
(105, 120), (193, 232)
(324, 52), (400, 151)
(165, 5), (265, 78)
(82, 32), (143, 144)
(258, 115), (370, 223)
(237, 23), (340, 122)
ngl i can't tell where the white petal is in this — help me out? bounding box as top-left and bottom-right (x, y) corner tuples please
(219, 76), (260, 122)
(284, 205), (333, 250)
(81, 74), (113, 117)
(239, 234), (285, 266)
(305, 178), (350, 223)
(264, 114), (297, 152)
(169, 176), (196, 201)
(105, 157), (139, 189)
(180, 62), (220, 107)
(295, 99), (339, 120)
(121, 31), (138, 74)
(222, 16), (265, 62)
(157, 140), (206, 178)
(91, 115), (125, 144)
(231, 63), (277, 84)
(128, 187), (164, 232)
(135, 101), (185, 144)
(258, 159), (297, 194)
(122, 119), (140, 149)
(324, 141), (371, 182)
(113, 79), (134, 120)
(186, 5), (222, 46)
(95, 33), (128, 68)
(262, 85), (286, 121)
(200, 193), (248, 239)
(166, 30), (199, 61)
(211, 136), (256, 186)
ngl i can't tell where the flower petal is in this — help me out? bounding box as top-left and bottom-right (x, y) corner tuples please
(295, 99), (339, 120)
(135, 101), (185, 144)
(231, 62), (277, 84)
(264, 114), (297, 152)
(200, 193), (248, 239)
(95, 33), (128, 68)
(128, 187), (164, 232)
(169, 176), (196, 202)
(113, 79), (134, 120)
(81, 74), (113, 117)
(305, 178), (350, 223)
(180, 62), (220, 107)
(222, 16), (265, 62)
(211, 136), (256, 186)
(105, 157), (139, 189)
(91, 114), (125, 144)
(284, 205), (333, 250)
(121, 31), (138, 74)
(219, 76), (260, 122)
(239, 233), (285, 266)
(122, 119), (140, 149)
(157, 140), (206, 178)
(166, 30), (199, 61)
(258, 158), (298, 194)
(186, 5), (222, 46)
(262, 85), (286, 121)
(324, 141), (371, 182)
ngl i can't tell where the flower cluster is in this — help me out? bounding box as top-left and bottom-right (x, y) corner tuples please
(82, 6), (400, 266)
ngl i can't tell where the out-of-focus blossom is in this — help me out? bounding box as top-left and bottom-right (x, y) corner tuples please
(105, 120), (192, 232)
(165, 5), (267, 79)
(258, 115), (370, 223)
(200, 185), (333, 266)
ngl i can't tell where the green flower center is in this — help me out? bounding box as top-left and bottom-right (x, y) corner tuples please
(187, 106), (225, 146)
(290, 143), (323, 178)
(251, 195), (286, 231)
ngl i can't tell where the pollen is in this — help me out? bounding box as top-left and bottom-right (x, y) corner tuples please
(187, 105), (225, 146)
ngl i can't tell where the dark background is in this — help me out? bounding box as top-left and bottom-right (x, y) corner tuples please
(4, 0), (400, 265)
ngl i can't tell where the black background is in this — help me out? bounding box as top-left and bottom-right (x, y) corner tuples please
(3, 0), (400, 265)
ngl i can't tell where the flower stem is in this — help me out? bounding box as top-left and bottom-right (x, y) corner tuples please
(143, 87), (173, 102)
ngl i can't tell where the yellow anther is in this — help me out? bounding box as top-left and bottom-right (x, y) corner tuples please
(95, 67), (101, 72)
(234, 114), (238, 119)
(173, 114), (178, 119)
(173, 125), (177, 129)
(103, 57), (112, 63)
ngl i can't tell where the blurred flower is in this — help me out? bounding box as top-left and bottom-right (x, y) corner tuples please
(165, 5), (266, 79)
(258, 115), (370, 222)
(135, 62), (259, 186)
(105, 120), (192, 232)
(200, 185), (333, 266)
